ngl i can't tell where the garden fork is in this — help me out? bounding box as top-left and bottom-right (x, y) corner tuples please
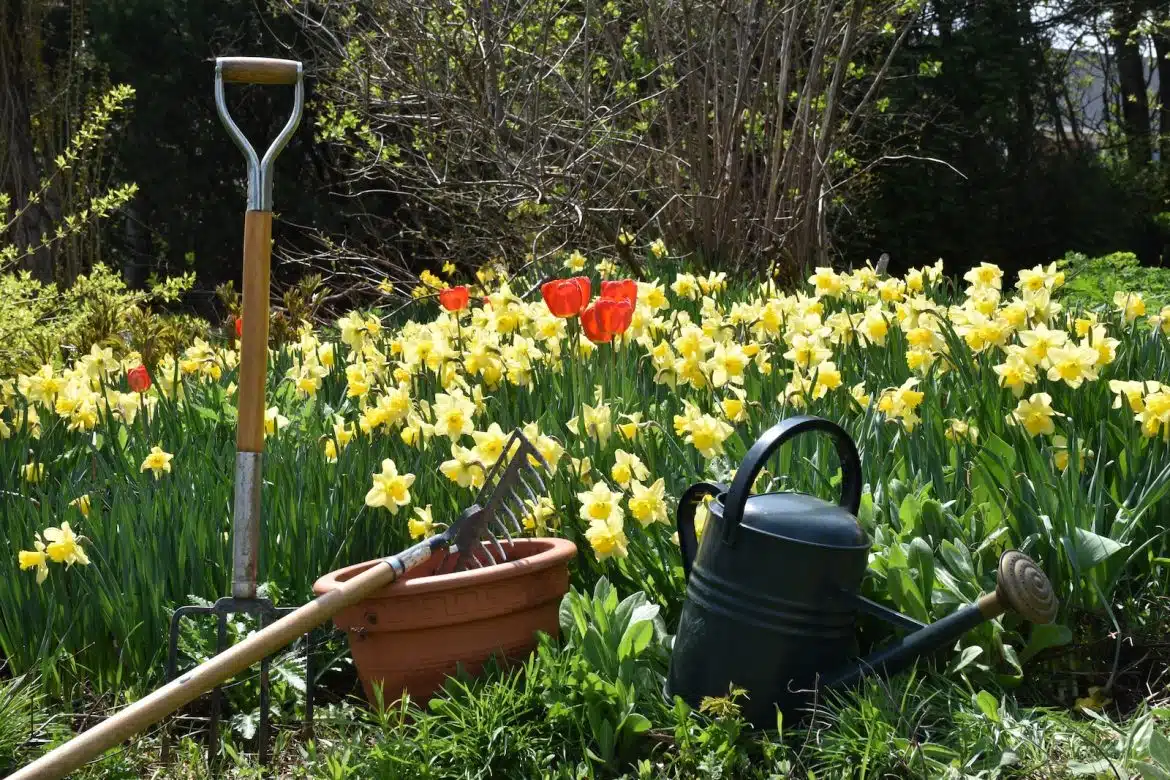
(162, 56), (311, 768)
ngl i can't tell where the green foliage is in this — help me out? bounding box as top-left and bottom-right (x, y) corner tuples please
(0, 84), (139, 277)
(0, 264), (198, 375)
(0, 675), (42, 775)
(1059, 251), (1170, 311)
(539, 578), (670, 764)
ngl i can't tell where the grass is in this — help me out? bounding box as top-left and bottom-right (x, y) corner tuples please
(2, 256), (1170, 776)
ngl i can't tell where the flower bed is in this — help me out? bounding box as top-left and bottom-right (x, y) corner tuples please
(2, 256), (1169, 774)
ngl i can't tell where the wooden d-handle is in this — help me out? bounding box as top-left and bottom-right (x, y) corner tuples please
(218, 57), (300, 85)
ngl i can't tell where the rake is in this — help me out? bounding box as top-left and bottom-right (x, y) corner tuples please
(10, 427), (551, 780)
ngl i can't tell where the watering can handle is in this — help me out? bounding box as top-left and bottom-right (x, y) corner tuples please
(676, 481), (728, 580)
(720, 415), (862, 546)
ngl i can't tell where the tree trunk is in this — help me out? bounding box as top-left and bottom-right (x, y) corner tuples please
(1150, 12), (1170, 165)
(0, 0), (57, 281)
(1111, 3), (1152, 167)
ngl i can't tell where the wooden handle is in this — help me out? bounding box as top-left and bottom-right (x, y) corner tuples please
(219, 57), (300, 85)
(237, 210), (271, 453)
(6, 558), (407, 780)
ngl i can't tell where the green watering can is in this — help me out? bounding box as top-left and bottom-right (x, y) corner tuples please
(667, 415), (1058, 726)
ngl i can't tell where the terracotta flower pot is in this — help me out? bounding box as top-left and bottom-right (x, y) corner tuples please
(312, 537), (576, 706)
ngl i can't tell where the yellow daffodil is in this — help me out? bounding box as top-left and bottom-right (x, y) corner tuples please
(140, 445), (174, 479)
(1045, 344), (1100, 388)
(685, 413), (734, 459)
(18, 534), (49, 584)
(1009, 393), (1063, 437)
(432, 389), (477, 439)
(471, 422), (511, 466)
(1113, 290), (1146, 323)
(409, 505), (435, 539)
(365, 458), (415, 514)
(440, 444), (485, 489)
(628, 478), (669, 526)
(43, 522), (90, 567)
(944, 419), (979, 444)
(611, 449), (649, 487)
(522, 496), (558, 535)
(22, 461), (44, 483)
(264, 406), (290, 438)
(69, 494), (91, 518)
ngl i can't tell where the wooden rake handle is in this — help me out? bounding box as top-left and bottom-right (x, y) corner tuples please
(8, 541), (435, 780)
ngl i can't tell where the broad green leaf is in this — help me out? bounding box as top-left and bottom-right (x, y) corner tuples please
(558, 592), (580, 638)
(1020, 623), (1073, 663)
(898, 492), (923, 534)
(974, 690), (999, 722)
(582, 626), (611, 673)
(886, 568), (929, 623)
(907, 537), (936, 604)
(1150, 728), (1170, 769)
(1071, 528), (1126, 571)
(939, 540), (975, 581)
(622, 712), (652, 734)
(618, 620), (653, 661)
(949, 645), (983, 673)
(1136, 761), (1170, 780)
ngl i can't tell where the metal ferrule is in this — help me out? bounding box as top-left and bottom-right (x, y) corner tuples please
(232, 452), (263, 599)
(214, 60), (304, 211)
(384, 540), (434, 581)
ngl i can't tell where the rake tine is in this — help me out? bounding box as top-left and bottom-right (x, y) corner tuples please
(497, 499), (523, 537)
(460, 546), (484, 569)
(521, 458), (549, 491)
(516, 472), (543, 510)
(485, 531), (508, 562)
(478, 541), (499, 566)
(494, 508), (518, 544)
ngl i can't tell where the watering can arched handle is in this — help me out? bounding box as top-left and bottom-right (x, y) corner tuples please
(721, 415), (862, 546)
(676, 481), (728, 580)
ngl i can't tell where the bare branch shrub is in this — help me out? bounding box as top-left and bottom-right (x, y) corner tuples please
(283, 0), (920, 288)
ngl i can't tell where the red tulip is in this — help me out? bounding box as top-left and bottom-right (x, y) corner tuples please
(600, 278), (637, 306)
(127, 364), (151, 393)
(439, 286), (471, 311)
(234, 316), (243, 339)
(581, 298), (633, 343)
(541, 276), (591, 317)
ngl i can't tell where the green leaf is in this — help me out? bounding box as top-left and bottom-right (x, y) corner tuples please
(907, 537), (936, 604)
(617, 620), (653, 661)
(939, 540), (975, 581)
(622, 712), (652, 735)
(949, 645), (983, 673)
(1150, 729), (1170, 769)
(582, 626), (611, 673)
(1136, 761), (1170, 780)
(898, 492), (923, 533)
(974, 690), (999, 722)
(558, 592), (577, 638)
(1020, 623), (1073, 663)
(1070, 528), (1126, 571)
(886, 568), (929, 623)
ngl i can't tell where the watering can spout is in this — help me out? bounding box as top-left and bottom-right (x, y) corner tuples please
(822, 550), (1058, 690)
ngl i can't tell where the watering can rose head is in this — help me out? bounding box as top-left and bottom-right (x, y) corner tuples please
(667, 414), (1058, 727)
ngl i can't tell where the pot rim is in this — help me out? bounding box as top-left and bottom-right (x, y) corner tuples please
(311, 536), (577, 598)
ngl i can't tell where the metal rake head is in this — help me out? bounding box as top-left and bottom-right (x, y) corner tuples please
(438, 429), (551, 573)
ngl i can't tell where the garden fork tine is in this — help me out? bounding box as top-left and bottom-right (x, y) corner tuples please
(163, 56), (309, 769)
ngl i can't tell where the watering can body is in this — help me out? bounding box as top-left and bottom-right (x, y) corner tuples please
(666, 415), (1058, 727)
